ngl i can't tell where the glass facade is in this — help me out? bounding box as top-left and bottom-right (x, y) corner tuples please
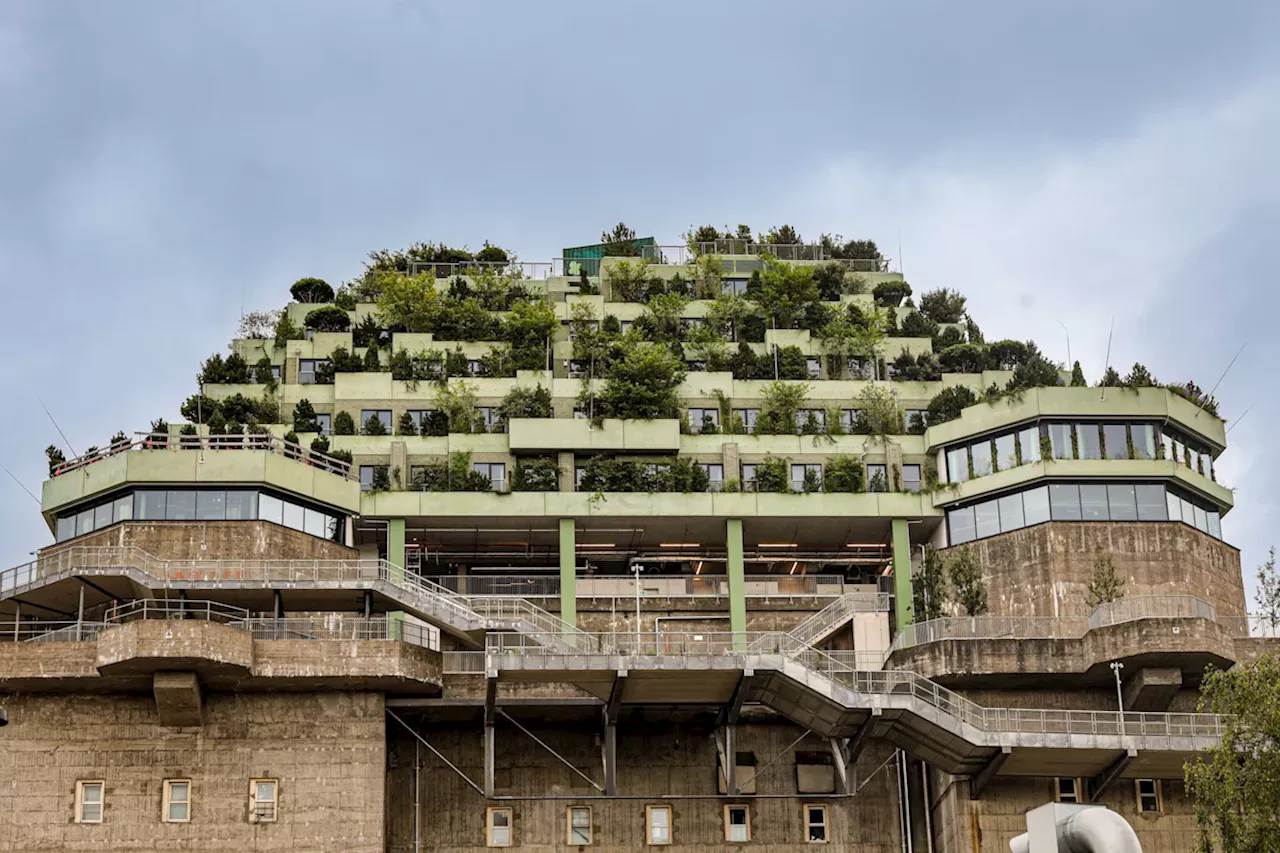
(947, 481), (1221, 545)
(55, 488), (344, 544)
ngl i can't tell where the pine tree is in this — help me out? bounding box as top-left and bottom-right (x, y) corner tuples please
(912, 545), (949, 621)
(1070, 361), (1086, 387)
(949, 551), (988, 616)
(1085, 554), (1126, 607)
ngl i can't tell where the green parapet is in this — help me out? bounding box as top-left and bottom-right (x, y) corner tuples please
(388, 610), (405, 641)
(727, 518), (746, 648)
(559, 517), (577, 628)
(891, 518), (913, 631)
(388, 518), (406, 584)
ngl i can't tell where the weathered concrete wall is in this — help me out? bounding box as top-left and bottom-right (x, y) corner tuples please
(42, 520), (357, 561)
(0, 691), (385, 853)
(943, 522), (1244, 619)
(385, 721), (903, 852)
(931, 773), (1197, 853)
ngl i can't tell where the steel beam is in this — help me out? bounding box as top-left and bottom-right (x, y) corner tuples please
(605, 670), (627, 724)
(969, 746), (1011, 800)
(717, 669), (754, 728)
(1089, 749), (1137, 802)
(716, 726), (737, 794)
(602, 717), (617, 796)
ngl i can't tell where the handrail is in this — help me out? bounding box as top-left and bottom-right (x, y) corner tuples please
(50, 433), (358, 481)
(104, 598), (250, 623)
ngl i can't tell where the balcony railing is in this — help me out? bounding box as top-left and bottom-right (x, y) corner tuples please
(1089, 596), (1216, 629)
(50, 433), (358, 481)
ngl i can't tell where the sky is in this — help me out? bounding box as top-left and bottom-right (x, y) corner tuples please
(1, 1), (1278, 598)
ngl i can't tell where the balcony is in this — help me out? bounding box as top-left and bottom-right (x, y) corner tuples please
(507, 418), (681, 453)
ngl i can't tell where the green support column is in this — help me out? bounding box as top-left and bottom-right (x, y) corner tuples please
(727, 518), (746, 648)
(559, 518), (577, 628)
(388, 518), (406, 584)
(891, 518), (914, 631)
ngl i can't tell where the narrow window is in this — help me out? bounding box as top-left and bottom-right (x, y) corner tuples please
(568, 805), (592, 845)
(249, 779), (278, 823)
(699, 463), (725, 491)
(1055, 777), (1080, 803)
(902, 464), (922, 494)
(724, 805), (751, 842)
(163, 779), (191, 823)
(76, 780), (104, 823)
(646, 805), (672, 845)
(805, 804), (828, 842)
(487, 806), (513, 847)
(741, 464), (758, 491)
(1136, 779), (1161, 813)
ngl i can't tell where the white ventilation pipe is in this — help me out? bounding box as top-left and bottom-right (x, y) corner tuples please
(1010, 803), (1141, 853)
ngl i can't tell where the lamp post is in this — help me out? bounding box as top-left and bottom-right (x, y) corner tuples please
(1110, 661), (1125, 735)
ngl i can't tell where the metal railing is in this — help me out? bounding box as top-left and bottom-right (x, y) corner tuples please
(104, 598), (249, 624)
(786, 593), (892, 647)
(1089, 596), (1216, 629)
(50, 433), (357, 481)
(14, 621), (110, 642)
(405, 261), (553, 280)
(444, 650), (487, 674)
(437, 575), (562, 597)
(230, 616), (440, 651)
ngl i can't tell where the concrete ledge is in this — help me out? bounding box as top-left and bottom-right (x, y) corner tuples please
(96, 621), (254, 675)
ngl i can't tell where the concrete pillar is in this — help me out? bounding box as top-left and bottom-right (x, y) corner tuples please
(885, 442), (904, 492)
(390, 440), (408, 489)
(727, 518), (746, 647)
(558, 452), (575, 493)
(559, 518), (577, 627)
(722, 442), (740, 482)
(389, 518), (406, 584)
(284, 355), (300, 386)
(892, 518), (913, 631)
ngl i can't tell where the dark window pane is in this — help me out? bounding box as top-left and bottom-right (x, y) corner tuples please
(1080, 484), (1108, 520)
(112, 495), (132, 523)
(1049, 484), (1081, 520)
(135, 490), (167, 520)
(1135, 485), (1167, 520)
(76, 509), (94, 536)
(167, 491), (197, 520)
(998, 494), (1025, 532)
(1107, 484), (1137, 520)
(948, 506), (976, 545)
(1078, 424), (1102, 460)
(975, 500), (1000, 539)
(196, 491), (227, 520)
(1023, 486), (1051, 526)
(1103, 425), (1129, 460)
(56, 515), (75, 542)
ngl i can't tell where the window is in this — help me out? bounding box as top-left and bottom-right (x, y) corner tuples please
(902, 464), (922, 494)
(568, 805), (592, 845)
(700, 463), (725, 491)
(724, 805), (750, 842)
(647, 805), (671, 845)
(468, 359), (483, 376)
(1130, 424), (1155, 460)
(741, 463), (758, 491)
(1136, 779), (1161, 813)
(298, 358), (325, 385)
(723, 278), (749, 296)
(76, 780), (104, 823)
(1136, 484), (1167, 520)
(473, 462), (507, 491)
(1049, 483), (1082, 520)
(1077, 423), (1102, 459)
(360, 465), (389, 492)
(1023, 486), (1051, 526)
(792, 463), (822, 492)
(734, 408), (760, 433)
(797, 409), (827, 431)
(1103, 424), (1129, 460)
(1055, 777), (1080, 803)
(163, 779), (191, 823)
(998, 493), (1024, 531)
(250, 779), (277, 822)
(487, 807), (513, 847)
(847, 356), (874, 380)
(575, 466), (587, 489)
(477, 407), (503, 433)
(975, 499), (1000, 538)
(841, 409), (860, 433)
(1019, 426), (1041, 464)
(1080, 484), (1108, 520)
(948, 505), (976, 545)
(867, 464), (887, 493)
(970, 441), (993, 477)
(402, 410), (430, 435)
(1048, 423), (1075, 460)
(1108, 484), (1137, 520)
(196, 490), (226, 521)
(994, 433), (1017, 471)
(688, 408), (720, 433)
(805, 805), (828, 843)
(806, 357), (822, 379)
(315, 413), (332, 435)
(904, 409), (927, 432)
(569, 359), (589, 379)
(361, 409), (392, 433)
(946, 447), (969, 483)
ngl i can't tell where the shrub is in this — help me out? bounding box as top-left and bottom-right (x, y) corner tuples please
(608, 258), (657, 302)
(291, 277), (334, 303)
(499, 385), (553, 421)
(398, 412), (418, 436)
(333, 411), (355, 435)
(938, 343), (990, 374)
(756, 381), (809, 435)
(597, 341), (687, 420)
(273, 313), (302, 348)
(819, 234), (882, 262)
(351, 314), (382, 348)
(918, 288), (967, 323)
(872, 281), (911, 307)
(890, 352), (941, 382)
(988, 339), (1029, 370)
(304, 306), (351, 332)
(898, 311), (938, 339)
(1006, 342), (1062, 392)
(775, 345), (809, 380)
(253, 357), (276, 386)
(363, 344), (381, 371)
(812, 261), (857, 301)
(292, 399), (321, 433)
(925, 386), (978, 426)
(754, 256), (818, 328)
(45, 445), (66, 475)
(753, 455), (790, 493)
(310, 435), (330, 454)
(822, 456), (864, 493)
(512, 457), (560, 492)
(854, 385), (903, 436)
(932, 325), (966, 351)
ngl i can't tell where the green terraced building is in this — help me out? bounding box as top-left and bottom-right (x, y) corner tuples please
(0, 236), (1254, 852)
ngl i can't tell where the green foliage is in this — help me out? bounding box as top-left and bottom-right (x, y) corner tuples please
(764, 224), (802, 245)
(756, 380), (810, 435)
(728, 342), (768, 381)
(898, 310), (939, 339)
(819, 234), (882, 261)
(1085, 554), (1126, 607)
(1070, 360), (1087, 386)
(498, 385), (553, 421)
(333, 285), (357, 311)
(375, 273), (439, 332)
(434, 381), (483, 433)
(816, 305), (887, 374)
(310, 435), (329, 454)
(1185, 652), (1280, 851)
(364, 240), (492, 278)
(753, 255), (818, 328)
(891, 352), (942, 382)
(812, 261), (861, 300)
(253, 357), (276, 387)
(273, 313), (302, 348)
(304, 305), (351, 332)
(1254, 547), (1280, 630)
(333, 411), (355, 435)
(872, 280), (912, 307)
(938, 343), (990, 374)
(397, 412), (418, 436)
(601, 222), (643, 257)
(918, 288), (967, 323)
(476, 241), (509, 264)
(1098, 366), (1122, 387)
(854, 385), (904, 436)
(596, 341), (687, 420)
(634, 291), (689, 344)
(292, 399), (320, 433)
(315, 346), (363, 384)
(363, 343), (382, 371)
(291, 277), (334, 303)
(822, 455), (865, 493)
(948, 551), (988, 616)
(775, 345), (809, 380)
(576, 269), (599, 295)
(326, 448), (354, 465)
(932, 324), (966, 351)
(45, 445), (66, 476)
(410, 452), (493, 492)
(512, 457), (560, 491)
(362, 412), (387, 436)
(987, 340), (1029, 371)
(1165, 380), (1220, 417)
(199, 352), (251, 385)
(607, 258), (657, 302)
(351, 314), (381, 348)
(925, 386), (978, 428)
(913, 546), (949, 621)
(502, 298), (556, 370)
(753, 455), (791, 493)
(1005, 342), (1062, 392)
(575, 455), (710, 493)
(964, 316), (984, 344)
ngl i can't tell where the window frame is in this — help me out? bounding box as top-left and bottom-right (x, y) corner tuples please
(487, 806), (513, 847)
(567, 804), (592, 845)
(1055, 777), (1081, 803)
(646, 804), (672, 846)
(1135, 779), (1161, 814)
(163, 779), (191, 823)
(724, 804), (751, 843)
(473, 462), (507, 492)
(902, 464), (922, 493)
(76, 780), (104, 824)
(805, 804), (829, 843)
(249, 778), (278, 823)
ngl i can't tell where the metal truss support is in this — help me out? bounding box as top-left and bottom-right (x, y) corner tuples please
(1089, 749), (1137, 802)
(969, 746), (1011, 800)
(715, 726), (737, 794)
(498, 709), (604, 792)
(832, 708), (880, 794)
(602, 670), (626, 796)
(484, 670), (497, 797)
(717, 669), (753, 728)
(386, 708), (485, 796)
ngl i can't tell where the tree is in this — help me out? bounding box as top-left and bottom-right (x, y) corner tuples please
(498, 385), (553, 421)
(1070, 360), (1087, 386)
(899, 310), (939, 339)
(273, 313), (302, 348)
(291, 277), (334, 303)
(434, 381), (482, 433)
(304, 306), (351, 332)
(913, 545), (949, 621)
(938, 343), (990, 374)
(918, 288), (967, 323)
(1097, 366), (1123, 387)
(988, 340), (1029, 371)
(333, 411), (355, 435)
(1084, 554), (1126, 607)
(854, 385), (904, 437)
(376, 273), (440, 332)
(753, 255), (818, 328)
(238, 310), (280, 340)
(397, 412), (418, 436)
(948, 551), (988, 616)
(601, 222), (642, 256)
(1185, 652), (1280, 851)
(45, 445), (66, 476)
(1005, 342), (1062, 391)
(872, 281), (912, 307)
(362, 344), (381, 371)
(502, 299), (557, 370)
(816, 306), (886, 377)
(597, 341), (687, 420)
(223, 352), (252, 383)
(292, 399), (320, 433)
(765, 224), (802, 245)
(756, 380), (810, 435)
(1255, 546), (1280, 631)
(1123, 362), (1158, 387)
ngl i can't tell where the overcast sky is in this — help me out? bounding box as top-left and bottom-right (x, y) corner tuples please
(2, 2), (1278, 598)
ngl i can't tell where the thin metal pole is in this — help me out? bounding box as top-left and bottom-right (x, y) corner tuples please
(634, 564), (641, 647)
(735, 729), (812, 794)
(387, 709), (485, 796)
(498, 709), (604, 792)
(1111, 661), (1125, 735)
(414, 735), (421, 853)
